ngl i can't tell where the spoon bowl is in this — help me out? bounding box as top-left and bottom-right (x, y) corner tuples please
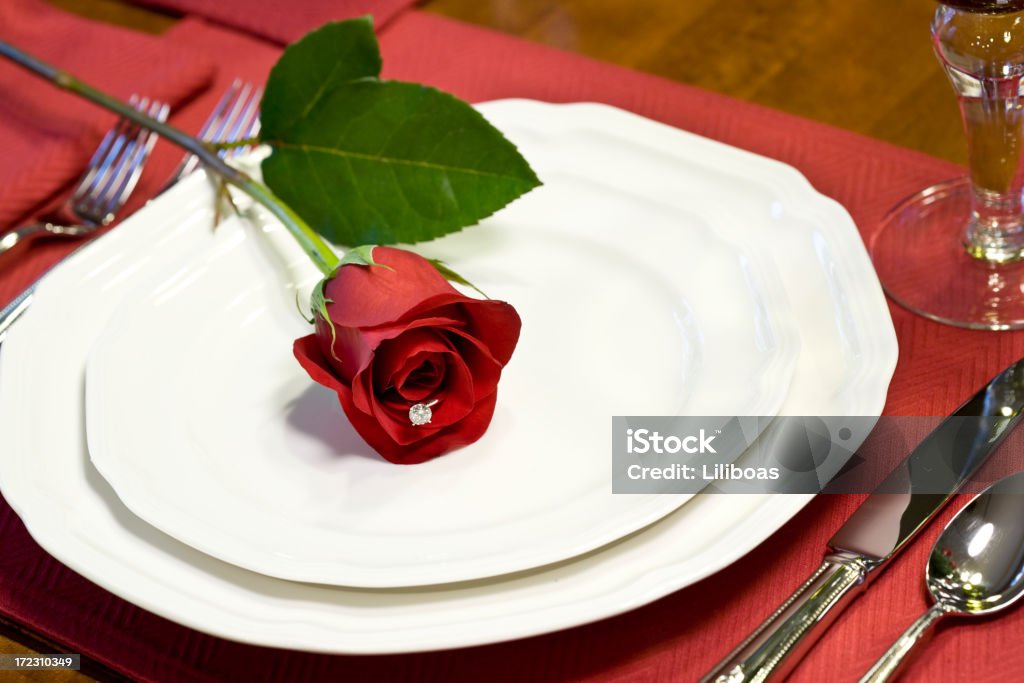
(927, 472), (1024, 616)
(860, 470), (1024, 682)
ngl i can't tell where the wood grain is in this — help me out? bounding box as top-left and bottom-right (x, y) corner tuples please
(2, 0), (967, 679)
(47, 0), (176, 34)
(424, 0), (967, 164)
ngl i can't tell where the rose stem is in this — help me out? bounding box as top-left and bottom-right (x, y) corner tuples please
(0, 39), (340, 277)
(209, 138), (260, 151)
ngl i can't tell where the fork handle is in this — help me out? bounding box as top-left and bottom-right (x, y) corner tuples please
(0, 223), (48, 262)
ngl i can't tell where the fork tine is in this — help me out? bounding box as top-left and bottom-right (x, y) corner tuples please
(72, 96), (150, 219)
(166, 80), (260, 187)
(208, 81), (254, 144)
(73, 98), (167, 225)
(71, 94), (140, 203)
(223, 85), (262, 159)
(82, 100), (167, 224)
(71, 112), (138, 209)
(95, 100), (167, 219)
(173, 80), (248, 183)
(195, 79), (242, 141)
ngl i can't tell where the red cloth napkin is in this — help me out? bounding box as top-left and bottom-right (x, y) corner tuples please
(2, 7), (1023, 683)
(0, 0), (212, 301)
(129, 0), (420, 44)
(0, 0), (212, 229)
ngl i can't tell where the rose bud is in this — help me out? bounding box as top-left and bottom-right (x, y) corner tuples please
(293, 246), (522, 464)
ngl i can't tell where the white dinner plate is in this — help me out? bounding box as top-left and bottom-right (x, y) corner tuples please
(84, 112), (800, 587)
(0, 100), (897, 653)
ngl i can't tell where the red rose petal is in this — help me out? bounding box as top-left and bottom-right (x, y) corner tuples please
(350, 365), (376, 415)
(293, 335), (347, 394)
(399, 298), (522, 366)
(391, 352), (445, 401)
(371, 328), (451, 390)
(320, 315), (464, 384)
(363, 392), (500, 465)
(323, 247), (460, 328)
(461, 300), (521, 366)
(297, 336), (492, 464)
(369, 350), (476, 445)
(443, 328), (504, 398)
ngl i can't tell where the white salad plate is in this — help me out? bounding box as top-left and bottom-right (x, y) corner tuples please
(83, 105), (800, 587)
(0, 100), (897, 653)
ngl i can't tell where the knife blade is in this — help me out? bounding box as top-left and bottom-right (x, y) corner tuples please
(700, 356), (1024, 683)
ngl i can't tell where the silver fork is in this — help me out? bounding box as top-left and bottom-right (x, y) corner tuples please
(0, 96), (168, 261)
(0, 82), (261, 344)
(164, 79), (261, 188)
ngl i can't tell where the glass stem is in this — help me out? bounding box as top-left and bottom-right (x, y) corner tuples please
(961, 78), (1024, 261)
(935, 5), (1024, 263)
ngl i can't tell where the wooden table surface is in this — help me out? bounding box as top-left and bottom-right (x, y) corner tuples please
(426, 0), (965, 164)
(6, 0), (959, 680)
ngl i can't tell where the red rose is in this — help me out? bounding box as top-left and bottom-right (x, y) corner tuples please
(293, 246), (522, 464)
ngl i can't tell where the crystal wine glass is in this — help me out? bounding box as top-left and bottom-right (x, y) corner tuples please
(871, 0), (1024, 329)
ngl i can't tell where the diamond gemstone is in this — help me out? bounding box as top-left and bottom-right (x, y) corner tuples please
(409, 403), (433, 426)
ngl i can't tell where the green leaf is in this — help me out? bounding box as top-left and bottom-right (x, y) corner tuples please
(261, 80), (542, 246)
(261, 18), (381, 139)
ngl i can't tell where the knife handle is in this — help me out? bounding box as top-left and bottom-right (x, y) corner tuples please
(699, 552), (872, 683)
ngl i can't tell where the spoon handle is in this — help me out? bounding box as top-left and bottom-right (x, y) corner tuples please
(859, 603), (947, 683)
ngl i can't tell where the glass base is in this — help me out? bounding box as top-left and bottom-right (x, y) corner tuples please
(871, 177), (1024, 331)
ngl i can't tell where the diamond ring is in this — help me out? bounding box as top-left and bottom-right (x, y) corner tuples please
(408, 399), (439, 426)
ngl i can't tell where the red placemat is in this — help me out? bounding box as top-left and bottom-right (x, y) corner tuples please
(1, 7), (1023, 683)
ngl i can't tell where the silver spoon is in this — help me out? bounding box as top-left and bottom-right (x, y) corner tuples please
(860, 470), (1024, 682)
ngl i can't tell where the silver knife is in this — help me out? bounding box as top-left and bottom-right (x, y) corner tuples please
(700, 356), (1024, 683)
